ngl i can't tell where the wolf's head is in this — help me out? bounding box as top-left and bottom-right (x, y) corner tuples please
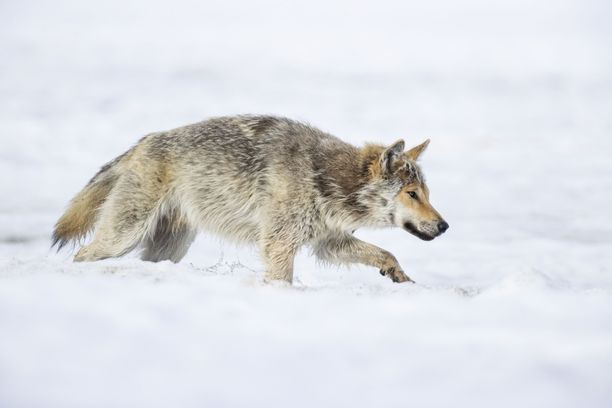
(365, 139), (448, 240)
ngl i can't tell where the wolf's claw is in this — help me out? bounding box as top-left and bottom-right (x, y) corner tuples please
(380, 266), (414, 283)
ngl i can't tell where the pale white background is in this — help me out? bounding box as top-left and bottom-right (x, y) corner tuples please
(1, 1), (611, 407)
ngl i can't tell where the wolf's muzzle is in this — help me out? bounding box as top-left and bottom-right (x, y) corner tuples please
(403, 221), (435, 241)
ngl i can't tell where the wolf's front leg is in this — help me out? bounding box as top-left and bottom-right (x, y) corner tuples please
(314, 233), (414, 283)
(261, 236), (298, 283)
(259, 195), (311, 284)
(260, 213), (302, 283)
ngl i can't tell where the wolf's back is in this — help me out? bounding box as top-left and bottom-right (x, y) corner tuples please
(52, 150), (130, 249)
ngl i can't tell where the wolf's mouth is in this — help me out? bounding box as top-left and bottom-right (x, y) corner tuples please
(403, 221), (435, 241)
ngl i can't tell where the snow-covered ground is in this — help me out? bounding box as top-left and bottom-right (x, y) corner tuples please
(1, 0), (611, 407)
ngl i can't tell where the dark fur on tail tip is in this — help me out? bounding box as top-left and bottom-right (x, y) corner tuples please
(51, 152), (127, 252)
(51, 232), (69, 251)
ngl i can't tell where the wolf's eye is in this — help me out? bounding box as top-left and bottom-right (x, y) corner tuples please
(407, 191), (418, 199)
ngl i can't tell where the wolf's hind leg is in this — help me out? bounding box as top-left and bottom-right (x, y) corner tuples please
(141, 212), (196, 263)
(74, 171), (162, 262)
(314, 233), (413, 283)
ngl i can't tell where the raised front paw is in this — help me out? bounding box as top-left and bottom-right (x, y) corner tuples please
(379, 266), (415, 283)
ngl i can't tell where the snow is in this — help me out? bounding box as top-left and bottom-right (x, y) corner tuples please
(1, 0), (612, 407)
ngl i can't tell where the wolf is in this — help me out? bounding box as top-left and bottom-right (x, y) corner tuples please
(52, 115), (448, 283)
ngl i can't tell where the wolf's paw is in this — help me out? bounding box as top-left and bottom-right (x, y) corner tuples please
(380, 266), (415, 283)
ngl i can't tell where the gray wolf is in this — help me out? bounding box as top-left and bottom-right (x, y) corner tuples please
(53, 115), (448, 283)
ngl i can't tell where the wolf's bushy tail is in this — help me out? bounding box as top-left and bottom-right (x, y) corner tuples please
(52, 151), (130, 250)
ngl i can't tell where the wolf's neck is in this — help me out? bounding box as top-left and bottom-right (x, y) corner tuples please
(318, 144), (385, 228)
(317, 144), (373, 195)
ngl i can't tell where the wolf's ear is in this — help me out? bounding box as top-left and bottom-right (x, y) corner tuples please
(380, 139), (405, 174)
(406, 139), (430, 161)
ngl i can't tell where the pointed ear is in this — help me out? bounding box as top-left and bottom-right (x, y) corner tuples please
(406, 139), (430, 161)
(380, 139), (405, 174)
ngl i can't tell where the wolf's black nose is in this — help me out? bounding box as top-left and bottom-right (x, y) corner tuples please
(437, 221), (449, 233)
